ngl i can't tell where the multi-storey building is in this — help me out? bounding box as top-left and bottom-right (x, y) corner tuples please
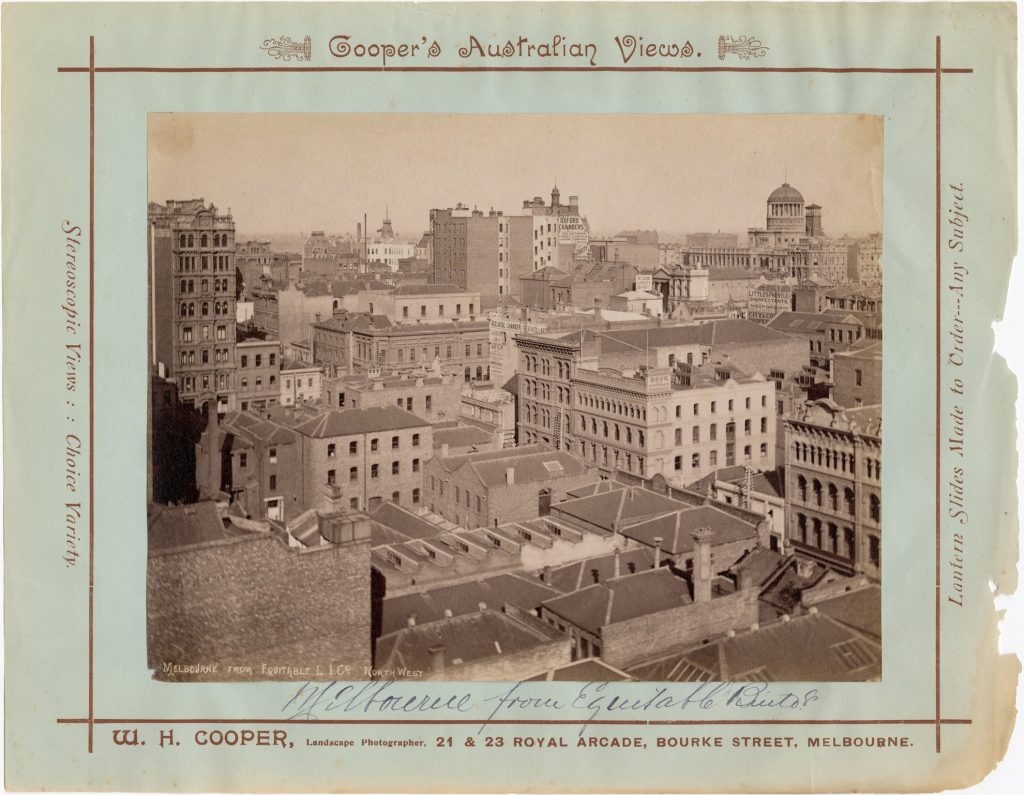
(235, 338), (282, 412)
(784, 400), (881, 577)
(280, 358), (323, 406)
(831, 341), (882, 408)
(251, 281), (339, 345)
(570, 360), (777, 484)
(196, 404), (432, 519)
(342, 283), (481, 324)
(312, 314), (491, 381)
(747, 279), (795, 324)
(169, 202), (237, 411)
(323, 370), (462, 422)
(235, 239), (273, 294)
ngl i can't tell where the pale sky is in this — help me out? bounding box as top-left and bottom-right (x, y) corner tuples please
(149, 114), (883, 240)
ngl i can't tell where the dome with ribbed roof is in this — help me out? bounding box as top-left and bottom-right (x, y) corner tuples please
(767, 183), (804, 204)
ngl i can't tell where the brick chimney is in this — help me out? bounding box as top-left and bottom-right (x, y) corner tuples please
(505, 466), (515, 486)
(691, 526), (714, 603)
(614, 548), (622, 579)
(428, 645), (446, 674)
(406, 612), (417, 628)
(653, 536), (663, 568)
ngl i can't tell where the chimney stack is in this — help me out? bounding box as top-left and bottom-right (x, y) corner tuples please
(614, 548), (622, 579)
(443, 608), (453, 619)
(406, 612), (417, 628)
(540, 565), (552, 584)
(478, 601), (488, 611)
(691, 526), (714, 603)
(428, 645), (446, 674)
(653, 536), (663, 568)
(505, 466), (515, 486)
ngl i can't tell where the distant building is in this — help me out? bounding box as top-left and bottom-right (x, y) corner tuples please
(324, 370), (462, 423)
(831, 341), (882, 408)
(252, 281), (339, 345)
(280, 358), (323, 406)
(235, 338), (282, 412)
(686, 231), (738, 248)
(747, 279), (794, 324)
(608, 290), (664, 317)
(460, 382), (517, 448)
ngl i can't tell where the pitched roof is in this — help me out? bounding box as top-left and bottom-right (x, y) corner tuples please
(621, 504), (758, 555)
(625, 612), (881, 682)
(559, 318), (792, 351)
(544, 547), (657, 592)
(525, 658), (633, 682)
(291, 405), (427, 437)
(375, 608), (563, 672)
(371, 502), (443, 543)
(542, 568), (692, 635)
(379, 573), (561, 636)
(393, 283), (467, 296)
(437, 444), (591, 488)
(432, 424), (495, 449)
(812, 584), (881, 642)
(552, 487), (682, 532)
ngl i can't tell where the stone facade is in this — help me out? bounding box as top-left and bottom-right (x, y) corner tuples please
(148, 528), (371, 682)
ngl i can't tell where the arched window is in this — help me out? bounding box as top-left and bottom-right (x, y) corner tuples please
(614, 424), (620, 441)
(464, 367), (471, 382)
(187, 235), (194, 247)
(188, 303), (195, 317)
(179, 234), (186, 247)
(201, 302), (209, 317)
(844, 487), (855, 515)
(180, 303), (188, 317)
(797, 513), (807, 543)
(797, 475), (807, 502)
(200, 234), (208, 247)
(813, 479), (823, 506)
(828, 483), (839, 511)
(476, 366), (482, 380)
(869, 494), (880, 522)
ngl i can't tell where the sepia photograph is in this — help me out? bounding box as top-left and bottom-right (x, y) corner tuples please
(147, 113), (883, 684)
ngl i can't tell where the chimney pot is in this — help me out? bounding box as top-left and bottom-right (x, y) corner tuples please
(443, 608), (453, 619)
(653, 536), (663, 567)
(406, 612), (417, 628)
(505, 466), (516, 485)
(478, 601), (488, 611)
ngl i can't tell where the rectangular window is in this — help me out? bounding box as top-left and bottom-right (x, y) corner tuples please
(371, 464), (379, 479)
(439, 305), (445, 316)
(412, 433), (420, 447)
(675, 406), (681, 418)
(371, 438), (379, 452)
(392, 491), (400, 503)
(711, 401), (717, 414)
(327, 469), (336, 485)
(710, 424), (717, 441)
(675, 428), (682, 445)
(465, 344), (471, 358)
(760, 417), (768, 433)
(349, 467), (358, 480)
(477, 344), (483, 356)
(412, 488), (421, 504)
(255, 355), (262, 367)
(239, 453), (247, 468)
(392, 461), (400, 475)
(692, 453), (701, 468)
(349, 441), (357, 455)
(692, 426), (700, 443)
(412, 458), (420, 472)
(392, 436), (399, 449)
(327, 443), (336, 458)
(674, 456), (682, 471)
(855, 368), (863, 386)
(350, 497), (359, 510)
(709, 450), (718, 466)
(269, 474), (277, 490)
(269, 354), (276, 366)
(402, 306), (409, 318)
(744, 445), (752, 460)
(269, 447), (277, 464)
(693, 403), (699, 416)
(446, 345), (452, 359)
(760, 443), (768, 456)
(744, 419), (751, 435)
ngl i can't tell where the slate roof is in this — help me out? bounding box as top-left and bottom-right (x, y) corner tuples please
(221, 412), (298, 446)
(625, 612), (881, 682)
(525, 658), (633, 682)
(621, 504), (758, 555)
(559, 318), (792, 352)
(291, 406), (427, 437)
(543, 548), (657, 592)
(436, 444), (591, 488)
(813, 584), (881, 642)
(766, 312), (830, 334)
(393, 283), (467, 296)
(432, 425), (495, 449)
(375, 609), (563, 673)
(379, 573), (562, 636)
(371, 502), (443, 543)
(541, 568), (693, 635)
(552, 487), (683, 531)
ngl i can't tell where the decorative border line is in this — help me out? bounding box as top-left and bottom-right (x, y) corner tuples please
(57, 717), (973, 727)
(57, 36), (969, 755)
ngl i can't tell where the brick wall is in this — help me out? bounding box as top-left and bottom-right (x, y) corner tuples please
(148, 533), (371, 681)
(832, 352), (881, 408)
(600, 588), (760, 669)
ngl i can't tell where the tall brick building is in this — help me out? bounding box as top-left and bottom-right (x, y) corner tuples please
(166, 201), (238, 411)
(784, 400), (881, 577)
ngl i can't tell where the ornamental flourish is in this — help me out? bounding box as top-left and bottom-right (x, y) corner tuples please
(261, 35), (312, 62)
(717, 35), (769, 61)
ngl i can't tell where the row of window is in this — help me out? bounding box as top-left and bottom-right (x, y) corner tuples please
(791, 442), (880, 479)
(578, 393), (646, 419)
(181, 326), (228, 342)
(177, 232), (230, 248)
(795, 476), (881, 521)
(239, 353), (276, 368)
(179, 348), (231, 366)
(179, 301), (231, 318)
(179, 373), (227, 394)
(179, 278), (232, 295)
(793, 513), (881, 568)
(523, 355), (569, 378)
(674, 444), (768, 471)
(675, 418), (767, 443)
(177, 254), (232, 273)
(325, 435), (421, 457)
(675, 395), (768, 418)
(393, 343), (487, 364)
(398, 303), (476, 319)
(523, 379), (569, 404)
(324, 460), (419, 482)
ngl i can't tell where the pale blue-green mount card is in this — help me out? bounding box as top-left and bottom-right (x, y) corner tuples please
(1, 2), (1018, 792)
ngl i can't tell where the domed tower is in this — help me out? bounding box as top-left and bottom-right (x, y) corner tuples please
(551, 184), (561, 208)
(766, 183), (806, 243)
